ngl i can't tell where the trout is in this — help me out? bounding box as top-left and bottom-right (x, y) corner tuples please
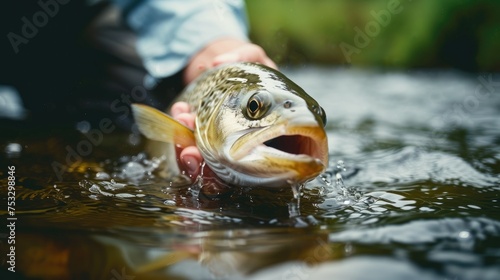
(132, 63), (328, 187)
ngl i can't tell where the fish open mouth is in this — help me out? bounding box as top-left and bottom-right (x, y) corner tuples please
(230, 124), (328, 168)
(263, 135), (322, 159)
(226, 124), (328, 185)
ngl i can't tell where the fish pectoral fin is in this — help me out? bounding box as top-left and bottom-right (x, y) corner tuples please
(131, 103), (196, 148)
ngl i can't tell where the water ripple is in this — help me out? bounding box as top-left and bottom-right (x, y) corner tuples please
(329, 217), (500, 245)
(343, 146), (496, 188)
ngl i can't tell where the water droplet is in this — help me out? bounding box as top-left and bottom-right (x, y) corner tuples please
(75, 121), (91, 133)
(335, 172), (346, 191)
(288, 202), (301, 218)
(344, 243), (353, 255)
(164, 200), (176, 206)
(128, 132), (141, 146)
(89, 184), (101, 193)
(458, 231), (470, 239)
(4, 143), (22, 158)
(288, 183), (304, 218)
(290, 183), (302, 199)
(95, 172), (110, 180)
(121, 162), (146, 180)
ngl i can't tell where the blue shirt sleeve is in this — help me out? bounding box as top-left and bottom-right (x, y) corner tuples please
(113, 0), (249, 79)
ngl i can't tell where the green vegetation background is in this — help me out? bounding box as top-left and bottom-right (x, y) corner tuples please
(245, 0), (500, 71)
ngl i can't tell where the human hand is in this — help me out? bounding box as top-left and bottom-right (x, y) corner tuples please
(183, 38), (277, 84)
(176, 39), (276, 179)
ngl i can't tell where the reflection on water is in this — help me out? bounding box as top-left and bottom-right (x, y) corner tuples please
(12, 228), (334, 279)
(1, 69), (499, 279)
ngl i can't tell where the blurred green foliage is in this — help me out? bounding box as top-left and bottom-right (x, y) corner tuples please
(245, 0), (500, 71)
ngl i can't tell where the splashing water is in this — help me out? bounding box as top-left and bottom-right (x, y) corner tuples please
(288, 183), (303, 218)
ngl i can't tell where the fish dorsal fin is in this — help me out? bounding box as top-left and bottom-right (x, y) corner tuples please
(131, 103), (196, 148)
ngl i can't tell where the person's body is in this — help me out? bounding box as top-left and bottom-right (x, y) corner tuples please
(0, 0), (275, 177)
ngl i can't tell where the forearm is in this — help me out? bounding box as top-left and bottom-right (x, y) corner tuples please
(113, 0), (249, 79)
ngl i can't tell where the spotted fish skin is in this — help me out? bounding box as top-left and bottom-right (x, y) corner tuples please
(133, 62), (328, 187)
(176, 65), (265, 165)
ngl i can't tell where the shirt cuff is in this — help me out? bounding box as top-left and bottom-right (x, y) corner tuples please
(119, 0), (249, 78)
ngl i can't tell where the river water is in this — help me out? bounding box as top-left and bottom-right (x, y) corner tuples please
(1, 67), (499, 279)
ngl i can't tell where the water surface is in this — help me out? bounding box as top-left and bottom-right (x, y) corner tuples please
(1, 68), (499, 279)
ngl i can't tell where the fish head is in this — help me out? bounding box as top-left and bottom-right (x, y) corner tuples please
(201, 63), (328, 187)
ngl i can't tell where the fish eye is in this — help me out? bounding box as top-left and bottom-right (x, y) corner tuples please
(248, 99), (260, 114)
(244, 92), (271, 120)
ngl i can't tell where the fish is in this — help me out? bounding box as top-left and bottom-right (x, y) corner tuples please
(131, 62), (328, 187)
